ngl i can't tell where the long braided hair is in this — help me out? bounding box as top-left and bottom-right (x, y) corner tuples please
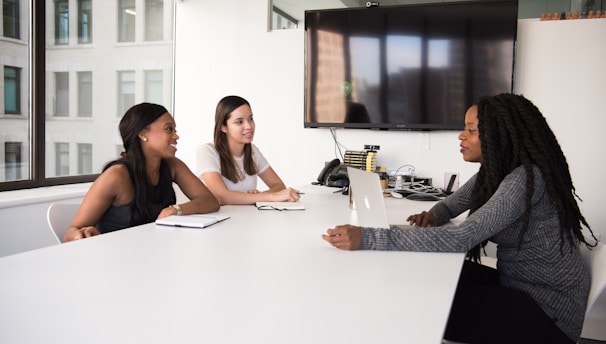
(213, 95), (258, 183)
(467, 93), (596, 261)
(103, 103), (169, 227)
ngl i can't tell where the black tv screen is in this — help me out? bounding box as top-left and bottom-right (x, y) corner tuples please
(304, 0), (518, 130)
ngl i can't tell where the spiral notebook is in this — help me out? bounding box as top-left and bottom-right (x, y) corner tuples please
(155, 214), (230, 228)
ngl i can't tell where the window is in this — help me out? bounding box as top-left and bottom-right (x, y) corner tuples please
(145, 0), (163, 41)
(77, 143), (92, 174)
(78, 0), (92, 44)
(144, 70), (163, 104)
(0, 1), (174, 190)
(271, 6), (298, 30)
(55, 0), (69, 45)
(3, 66), (21, 114)
(119, 0), (136, 42)
(118, 71), (135, 116)
(77, 71), (92, 117)
(55, 142), (69, 176)
(54, 72), (69, 117)
(3, 0), (20, 39)
(4, 142), (22, 181)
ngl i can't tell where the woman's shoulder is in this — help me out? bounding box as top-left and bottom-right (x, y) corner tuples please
(250, 143), (264, 157)
(96, 163), (132, 189)
(198, 142), (220, 156)
(201, 142), (216, 151)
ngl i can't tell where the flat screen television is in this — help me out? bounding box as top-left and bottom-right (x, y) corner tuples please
(304, 0), (518, 130)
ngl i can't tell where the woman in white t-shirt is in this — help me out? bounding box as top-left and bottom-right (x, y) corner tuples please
(197, 95), (300, 205)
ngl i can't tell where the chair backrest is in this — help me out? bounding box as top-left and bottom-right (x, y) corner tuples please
(581, 241), (606, 314)
(46, 203), (80, 244)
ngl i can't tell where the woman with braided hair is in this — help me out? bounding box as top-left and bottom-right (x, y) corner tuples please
(322, 93), (597, 343)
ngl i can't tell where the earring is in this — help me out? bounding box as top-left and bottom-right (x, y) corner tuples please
(143, 138), (148, 142)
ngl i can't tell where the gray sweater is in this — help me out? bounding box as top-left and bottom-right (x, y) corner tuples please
(361, 166), (589, 341)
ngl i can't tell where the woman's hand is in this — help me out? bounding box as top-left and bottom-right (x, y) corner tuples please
(270, 187), (300, 202)
(322, 224), (362, 250)
(157, 206), (178, 219)
(67, 226), (100, 242)
(406, 211), (436, 227)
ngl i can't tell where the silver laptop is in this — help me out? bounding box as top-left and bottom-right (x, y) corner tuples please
(347, 167), (413, 229)
(155, 213), (230, 228)
(347, 167), (391, 228)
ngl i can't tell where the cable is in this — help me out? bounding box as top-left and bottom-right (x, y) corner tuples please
(329, 128), (346, 161)
(393, 164), (415, 176)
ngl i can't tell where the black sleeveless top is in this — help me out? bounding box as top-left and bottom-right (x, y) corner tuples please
(97, 160), (176, 233)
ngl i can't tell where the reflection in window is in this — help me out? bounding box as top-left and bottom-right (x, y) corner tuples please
(3, 66), (21, 114)
(77, 143), (92, 174)
(119, 0), (136, 42)
(386, 35), (422, 124)
(3, 0), (20, 39)
(55, 142), (70, 176)
(118, 71), (135, 116)
(78, 0), (92, 44)
(145, 70), (163, 104)
(311, 30), (346, 123)
(349, 37), (380, 120)
(145, 0), (163, 41)
(387, 36), (421, 72)
(4, 142), (22, 181)
(55, 0), (69, 45)
(54, 72), (69, 117)
(428, 40), (450, 68)
(78, 71), (92, 117)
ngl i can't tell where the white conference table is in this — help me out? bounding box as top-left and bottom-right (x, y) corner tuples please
(0, 185), (465, 344)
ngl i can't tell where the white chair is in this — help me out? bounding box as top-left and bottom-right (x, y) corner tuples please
(580, 242), (606, 340)
(46, 203), (80, 244)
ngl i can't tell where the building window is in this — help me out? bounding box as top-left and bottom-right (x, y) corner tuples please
(271, 6), (298, 30)
(145, 0), (163, 41)
(119, 0), (136, 42)
(0, 1), (174, 190)
(118, 71), (135, 116)
(144, 70), (163, 104)
(4, 142), (22, 181)
(77, 71), (92, 117)
(55, 0), (69, 45)
(55, 142), (70, 176)
(3, 66), (21, 114)
(78, 0), (92, 44)
(77, 143), (92, 174)
(3, 0), (20, 39)
(54, 72), (69, 117)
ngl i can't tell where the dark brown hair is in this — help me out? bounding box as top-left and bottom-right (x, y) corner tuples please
(213, 95), (257, 183)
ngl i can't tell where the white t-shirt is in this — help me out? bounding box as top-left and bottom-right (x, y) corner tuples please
(196, 143), (270, 192)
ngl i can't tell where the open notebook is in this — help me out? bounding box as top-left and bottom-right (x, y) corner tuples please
(255, 201), (305, 211)
(155, 214), (230, 228)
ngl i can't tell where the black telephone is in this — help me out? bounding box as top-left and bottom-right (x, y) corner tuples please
(315, 158), (349, 187)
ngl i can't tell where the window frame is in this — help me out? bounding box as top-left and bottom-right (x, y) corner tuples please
(77, 0), (92, 44)
(2, 0), (20, 39)
(54, 0), (69, 45)
(0, 0), (176, 192)
(3, 66), (21, 114)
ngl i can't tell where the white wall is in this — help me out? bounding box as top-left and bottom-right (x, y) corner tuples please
(174, 1), (606, 240)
